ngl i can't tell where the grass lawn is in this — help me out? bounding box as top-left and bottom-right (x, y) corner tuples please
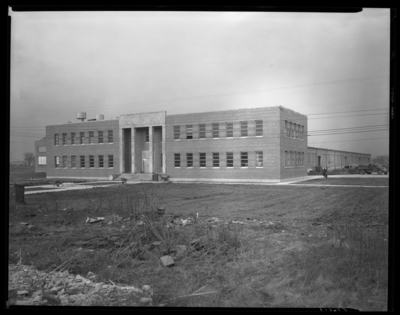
(295, 177), (389, 186)
(8, 182), (389, 310)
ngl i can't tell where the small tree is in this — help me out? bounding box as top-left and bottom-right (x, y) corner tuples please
(23, 152), (35, 166)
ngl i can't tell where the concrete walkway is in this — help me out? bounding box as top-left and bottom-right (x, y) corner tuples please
(23, 174), (388, 195)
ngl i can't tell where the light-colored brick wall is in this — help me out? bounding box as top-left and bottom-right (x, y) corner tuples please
(46, 120), (120, 179)
(165, 107), (282, 181)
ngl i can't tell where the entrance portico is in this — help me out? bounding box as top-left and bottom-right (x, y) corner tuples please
(119, 111), (166, 175)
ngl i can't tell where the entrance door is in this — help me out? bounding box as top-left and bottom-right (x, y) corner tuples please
(123, 129), (131, 173)
(318, 156), (321, 167)
(142, 151), (150, 173)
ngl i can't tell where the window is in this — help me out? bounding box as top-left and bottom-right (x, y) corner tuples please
(240, 121), (248, 137)
(174, 126), (180, 140)
(199, 124), (206, 139)
(54, 134), (59, 145)
(241, 152), (248, 167)
(80, 155), (85, 168)
(200, 153), (206, 167)
(71, 156), (76, 168)
(55, 156), (59, 168)
(255, 120), (263, 136)
(108, 130), (113, 143)
(226, 152), (233, 167)
(213, 153), (219, 167)
(99, 155), (104, 168)
(108, 155), (114, 168)
(301, 126), (304, 139)
(62, 156), (67, 168)
(161, 153), (163, 167)
(256, 151), (263, 167)
(293, 124), (297, 139)
(80, 132), (85, 144)
(38, 156), (46, 165)
(38, 146), (46, 153)
(289, 122), (293, 138)
(301, 152), (304, 166)
(145, 129), (149, 142)
(226, 122), (233, 138)
(212, 123), (219, 138)
(89, 155), (94, 168)
(89, 131), (94, 144)
(186, 125), (193, 140)
(285, 151), (289, 166)
(71, 133), (76, 145)
(285, 121), (289, 137)
(174, 153), (181, 167)
(187, 153), (193, 167)
(290, 151), (293, 166)
(62, 133), (67, 145)
(98, 131), (104, 144)
(307, 153), (310, 164)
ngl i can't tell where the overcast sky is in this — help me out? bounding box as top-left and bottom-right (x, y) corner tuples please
(9, 8), (390, 161)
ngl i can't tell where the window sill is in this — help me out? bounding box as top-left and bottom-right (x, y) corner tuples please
(213, 167), (220, 169)
(187, 167), (193, 168)
(241, 167), (249, 168)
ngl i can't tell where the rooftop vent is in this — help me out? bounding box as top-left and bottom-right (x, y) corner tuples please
(77, 112), (87, 122)
(96, 114), (104, 121)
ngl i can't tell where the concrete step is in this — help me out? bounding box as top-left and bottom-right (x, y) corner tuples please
(116, 173), (154, 182)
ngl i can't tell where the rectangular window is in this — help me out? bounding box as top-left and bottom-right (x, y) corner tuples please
(301, 126), (304, 139)
(293, 124), (297, 139)
(302, 152), (304, 166)
(290, 151), (293, 166)
(307, 153), (310, 163)
(213, 153), (219, 167)
(62, 133), (67, 145)
(54, 134), (59, 145)
(80, 132), (84, 144)
(80, 155), (85, 168)
(255, 120), (263, 136)
(62, 156), (67, 168)
(186, 125), (193, 140)
(98, 131), (104, 144)
(108, 155), (114, 168)
(212, 123), (219, 138)
(99, 155), (104, 168)
(289, 122), (293, 138)
(187, 153), (193, 167)
(174, 126), (180, 140)
(89, 131), (94, 144)
(200, 153), (206, 167)
(285, 151), (289, 166)
(71, 156), (76, 168)
(71, 132), (76, 145)
(241, 152), (248, 167)
(38, 156), (46, 165)
(226, 122), (233, 138)
(145, 129), (149, 142)
(256, 151), (263, 167)
(174, 153), (181, 167)
(285, 121), (289, 137)
(226, 152), (233, 167)
(89, 155), (94, 168)
(108, 130), (113, 143)
(240, 121), (248, 137)
(38, 146), (46, 153)
(199, 124), (206, 139)
(54, 156), (59, 168)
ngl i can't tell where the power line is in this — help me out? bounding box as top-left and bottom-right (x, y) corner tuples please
(309, 124), (389, 133)
(11, 75), (389, 117)
(308, 137), (389, 144)
(308, 128), (389, 136)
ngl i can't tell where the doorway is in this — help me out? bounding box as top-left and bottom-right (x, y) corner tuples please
(142, 151), (150, 173)
(123, 128), (131, 173)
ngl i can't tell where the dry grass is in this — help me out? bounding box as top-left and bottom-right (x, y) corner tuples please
(8, 183), (389, 310)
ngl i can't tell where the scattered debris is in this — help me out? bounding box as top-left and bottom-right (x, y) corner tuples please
(160, 255), (174, 267)
(85, 217), (105, 224)
(19, 222), (29, 226)
(231, 220), (247, 225)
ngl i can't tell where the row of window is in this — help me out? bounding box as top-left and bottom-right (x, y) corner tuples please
(54, 155), (114, 168)
(54, 130), (114, 145)
(174, 120), (263, 140)
(284, 151), (305, 167)
(284, 121), (304, 139)
(174, 151), (264, 168)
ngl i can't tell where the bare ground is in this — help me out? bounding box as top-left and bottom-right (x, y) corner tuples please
(8, 179), (389, 310)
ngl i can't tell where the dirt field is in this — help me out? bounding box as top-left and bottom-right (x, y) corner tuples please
(8, 175), (389, 309)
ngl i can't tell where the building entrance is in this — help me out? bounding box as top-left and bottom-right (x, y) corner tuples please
(142, 151), (150, 173)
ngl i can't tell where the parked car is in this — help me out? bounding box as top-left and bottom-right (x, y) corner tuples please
(344, 164), (358, 170)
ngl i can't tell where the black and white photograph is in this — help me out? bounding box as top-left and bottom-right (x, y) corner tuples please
(8, 7), (391, 310)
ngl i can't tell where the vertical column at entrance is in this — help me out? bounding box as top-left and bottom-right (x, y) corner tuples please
(149, 127), (153, 173)
(131, 127), (135, 173)
(162, 125), (166, 174)
(119, 128), (124, 173)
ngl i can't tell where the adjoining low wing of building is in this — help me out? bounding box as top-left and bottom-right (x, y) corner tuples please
(33, 106), (371, 182)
